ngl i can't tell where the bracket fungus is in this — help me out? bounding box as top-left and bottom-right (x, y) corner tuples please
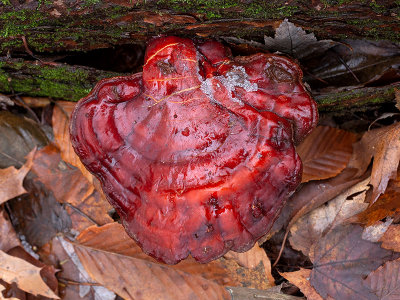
(70, 36), (318, 264)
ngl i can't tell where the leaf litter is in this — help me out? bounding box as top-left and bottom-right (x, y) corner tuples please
(77, 222), (274, 290)
(0, 20), (400, 300)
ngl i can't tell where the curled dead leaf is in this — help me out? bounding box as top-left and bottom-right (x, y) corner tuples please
(357, 168), (400, 226)
(349, 122), (400, 204)
(379, 224), (400, 252)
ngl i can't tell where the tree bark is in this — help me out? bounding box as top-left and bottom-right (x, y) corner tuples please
(1, 57), (398, 114)
(1, 1), (398, 54)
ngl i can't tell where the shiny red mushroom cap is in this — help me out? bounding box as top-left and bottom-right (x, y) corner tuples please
(70, 36), (318, 264)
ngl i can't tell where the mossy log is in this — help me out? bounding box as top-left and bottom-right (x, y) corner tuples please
(1, 58), (397, 114)
(0, 1), (399, 113)
(1, 1), (399, 54)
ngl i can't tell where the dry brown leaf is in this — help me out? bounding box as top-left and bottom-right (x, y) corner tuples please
(263, 19), (336, 60)
(52, 101), (94, 184)
(58, 237), (116, 299)
(6, 177), (72, 248)
(349, 122), (400, 204)
(226, 286), (302, 299)
(74, 243), (230, 300)
(289, 177), (370, 256)
(20, 96), (51, 108)
(309, 224), (395, 300)
(224, 244), (274, 285)
(39, 236), (115, 300)
(357, 169), (400, 226)
(379, 224), (400, 252)
(297, 126), (358, 183)
(0, 111), (48, 169)
(0, 250), (59, 299)
(0, 210), (21, 252)
(280, 269), (323, 300)
(31, 144), (112, 232)
(364, 257), (400, 299)
(0, 149), (34, 205)
(77, 222), (149, 259)
(5, 246), (59, 298)
(77, 222), (271, 289)
(260, 167), (368, 245)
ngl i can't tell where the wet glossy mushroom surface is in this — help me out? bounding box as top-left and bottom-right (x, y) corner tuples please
(70, 36), (318, 264)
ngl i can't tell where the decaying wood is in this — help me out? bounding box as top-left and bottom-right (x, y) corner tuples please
(1, 58), (397, 113)
(0, 1), (399, 113)
(1, 1), (398, 55)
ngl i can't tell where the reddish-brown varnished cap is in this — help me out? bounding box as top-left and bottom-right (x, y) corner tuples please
(70, 36), (318, 264)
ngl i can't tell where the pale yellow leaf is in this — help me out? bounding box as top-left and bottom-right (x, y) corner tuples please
(0, 250), (59, 299)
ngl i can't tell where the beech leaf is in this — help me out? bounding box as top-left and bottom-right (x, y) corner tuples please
(263, 167), (367, 244)
(0, 250), (59, 299)
(364, 257), (400, 299)
(224, 244), (274, 286)
(297, 126), (358, 183)
(77, 222), (273, 290)
(74, 243), (230, 300)
(357, 169), (400, 226)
